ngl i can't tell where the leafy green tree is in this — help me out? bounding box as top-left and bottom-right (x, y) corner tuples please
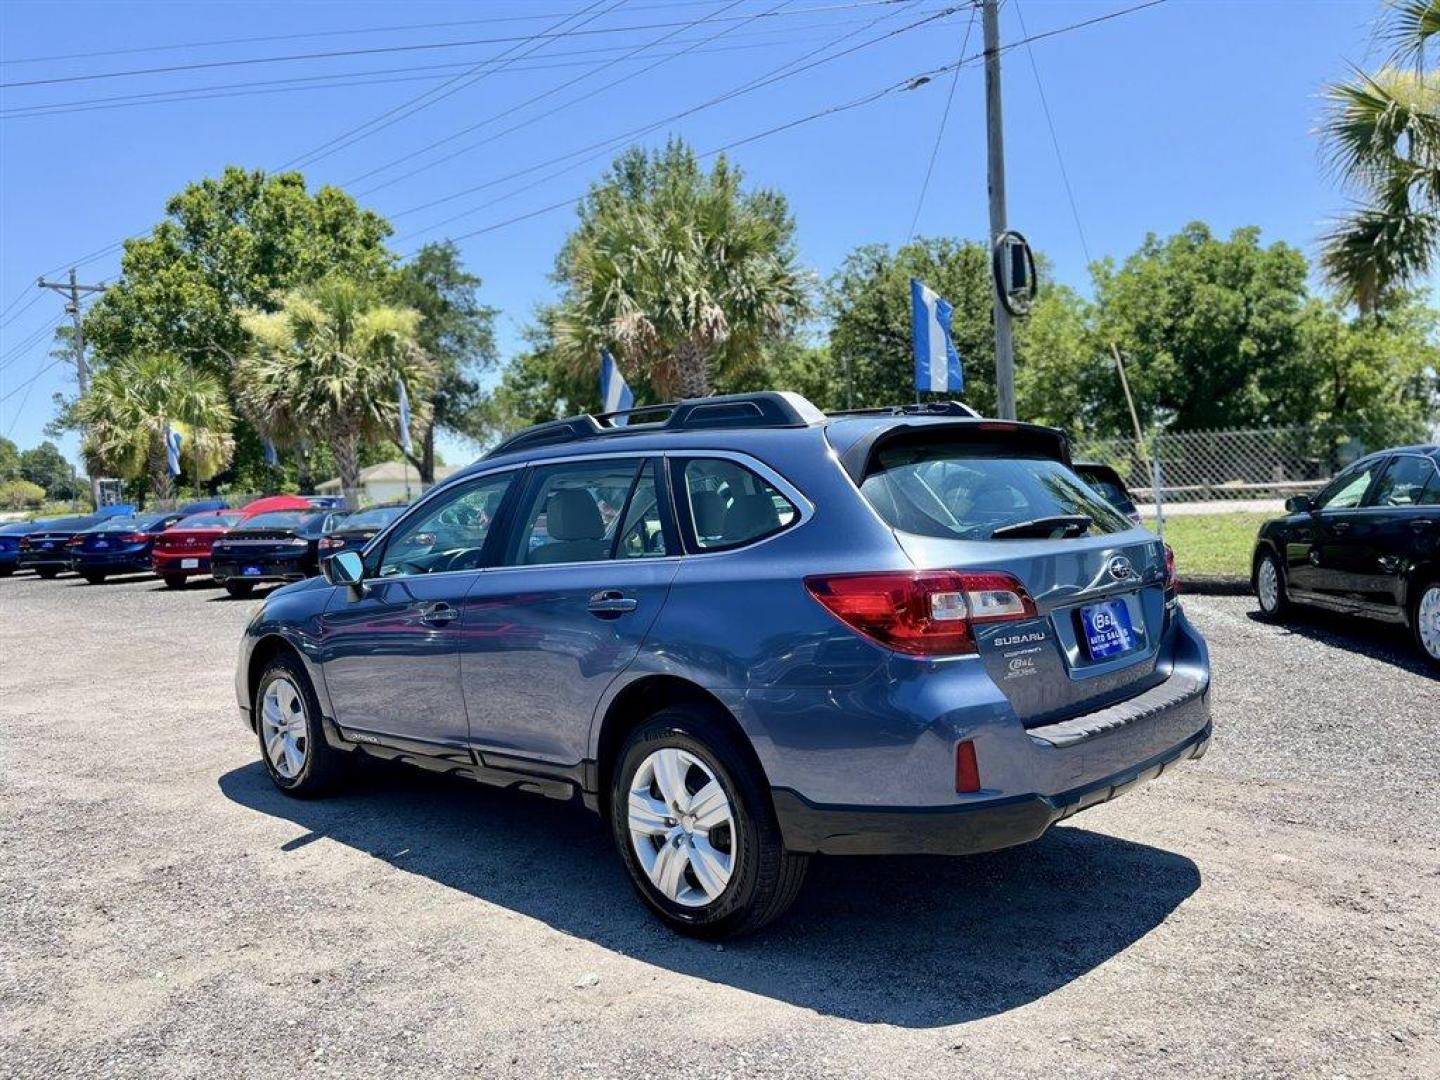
(0, 435), (20, 482)
(388, 241), (498, 481)
(81, 166), (395, 480)
(553, 140), (810, 399)
(71, 355), (235, 501)
(1318, 1), (1440, 313)
(1089, 223), (1315, 432)
(237, 278), (434, 508)
(0, 479), (45, 511)
(17, 441), (78, 500)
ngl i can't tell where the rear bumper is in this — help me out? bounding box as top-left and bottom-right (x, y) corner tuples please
(212, 557), (310, 584)
(72, 553), (151, 572)
(774, 719), (1211, 855)
(153, 553), (212, 574)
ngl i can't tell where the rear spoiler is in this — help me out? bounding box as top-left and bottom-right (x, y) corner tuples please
(837, 420), (1072, 484)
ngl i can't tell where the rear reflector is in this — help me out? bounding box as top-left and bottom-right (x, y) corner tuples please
(955, 740), (981, 793)
(804, 570), (1036, 656)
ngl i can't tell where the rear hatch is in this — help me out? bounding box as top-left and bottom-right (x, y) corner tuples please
(836, 419), (1174, 725)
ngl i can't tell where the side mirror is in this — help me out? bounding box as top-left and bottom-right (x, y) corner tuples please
(322, 551), (365, 593)
(1284, 495), (1314, 514)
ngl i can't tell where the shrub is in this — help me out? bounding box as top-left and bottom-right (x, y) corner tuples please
(0, 479), (46, 510)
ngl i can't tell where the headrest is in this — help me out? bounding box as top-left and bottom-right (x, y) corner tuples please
(546, 488), (604, 541)
(723, 492), (781, 542)
(691, 490), (726, 536)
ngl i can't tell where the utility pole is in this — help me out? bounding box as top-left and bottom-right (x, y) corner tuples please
(37, 269), (107, 509)
(982, 0), (1016, 420)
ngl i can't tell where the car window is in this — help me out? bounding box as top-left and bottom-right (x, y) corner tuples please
(616, 463), (668, 560)
(859, 444), (1130, 540)
(680, 458), (798, 550)
(1314, 460), (1382, 510)
(377, 473), (513, 578)
(1369, 455), (1437, 508)
(1421, 463), (1440, 506)
(507, 459), (643, 566)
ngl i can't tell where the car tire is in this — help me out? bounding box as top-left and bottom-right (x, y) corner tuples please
(1254, 550), (1288, 619)
(225, 581), (254, 598)
(254, 653), (348, 797)
(162, 574), (187, 589)
(609, 705), (809, 939)
(0, 567), (13, 577)
(36, 567), (60, 579)
(1411, 578), (1440, 669)
(82, 572), (106, 585)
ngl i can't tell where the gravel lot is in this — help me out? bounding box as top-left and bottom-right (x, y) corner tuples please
(1, 571), (1436, 1079)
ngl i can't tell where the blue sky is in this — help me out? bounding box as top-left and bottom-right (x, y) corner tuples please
(0, 0), (1409, 470)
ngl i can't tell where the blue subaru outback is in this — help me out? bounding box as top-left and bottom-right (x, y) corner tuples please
(235, 393), (1212, 937)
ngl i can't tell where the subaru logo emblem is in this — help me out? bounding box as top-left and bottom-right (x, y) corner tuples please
(1107, 555), (1134, 581)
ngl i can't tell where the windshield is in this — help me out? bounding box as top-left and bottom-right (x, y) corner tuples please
(173, 511), (244, 529)
(242, 511), (316, 530)
(342, 506), (403, 529)
(860, 445), (1132, 540)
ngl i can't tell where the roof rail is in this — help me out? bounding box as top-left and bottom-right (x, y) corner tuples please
(827, 400), (982, 420)
(484, 391), (825, 459)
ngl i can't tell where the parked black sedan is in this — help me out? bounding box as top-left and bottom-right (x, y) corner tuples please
(210, 509), (347, 598)
(1251, 444), (1440, 666)
(1074, 461), (1142, 524)
(315, 503), (406, 556)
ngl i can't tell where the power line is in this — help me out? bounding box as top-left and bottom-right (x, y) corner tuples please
(348, 0), (779, 195)
(0, 312), (65, 370)
(388, 1), (948, 228)
(417, 0), (1168, 248)
(391, 0), (931, 243)
(906, 3), (977, 239)
(1013, 0), (1092, 265)
(279, 0), (623, 174)
(0, 356), (66, 407)
(0, 1), (915, 89)
(0, 291), (44, 331)
(0, 1), (737, 66)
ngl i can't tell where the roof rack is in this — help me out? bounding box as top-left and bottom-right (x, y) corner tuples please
(484, 391), (826, 459)
(826, 401), (982, 420)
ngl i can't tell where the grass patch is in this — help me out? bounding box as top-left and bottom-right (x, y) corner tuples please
(1147, 512), (1270, 579)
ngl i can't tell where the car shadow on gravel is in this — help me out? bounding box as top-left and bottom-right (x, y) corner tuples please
(1245, 607), (1434, 678)
(220, 760), (1199, 1026)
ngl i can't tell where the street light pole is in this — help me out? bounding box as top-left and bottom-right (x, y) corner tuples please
(982, 0), (1016, 420)
(37, 269), (107, 509)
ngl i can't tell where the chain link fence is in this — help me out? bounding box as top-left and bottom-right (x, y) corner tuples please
(1071, 422), (1415, 507)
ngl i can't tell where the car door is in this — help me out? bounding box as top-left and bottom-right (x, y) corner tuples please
(318, 470), (519, 750)
(457, 456), (680, 767)
(1361, 454), (1440, 618)
(1288, 458), (1385, 600)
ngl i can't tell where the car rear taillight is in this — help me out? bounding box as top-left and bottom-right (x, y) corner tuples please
(1163, 543), (1179, 594)
(117, 532), (151, 543)
(318, 536), (344, 550)
(18, 538), (31, 550)
(66, 536), (84, 548)
(804, 570), (1036, 656)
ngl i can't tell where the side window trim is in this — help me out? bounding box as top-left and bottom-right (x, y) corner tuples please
(666, 452), (810, 555)
(502, 456), (648, 569)
(1316, 458), (1384, 513)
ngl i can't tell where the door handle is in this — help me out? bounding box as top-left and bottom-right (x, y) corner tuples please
(419, 601), (459, 625)
(1411, 519), (1435, 532)
(587, 589), (638, 617)
(1331, 522), (1351, 533)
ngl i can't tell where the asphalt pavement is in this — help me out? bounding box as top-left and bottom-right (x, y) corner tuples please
(0, 571), (1435, 1079)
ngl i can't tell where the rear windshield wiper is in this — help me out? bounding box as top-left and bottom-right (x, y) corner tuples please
(989, 514), (1092, 540)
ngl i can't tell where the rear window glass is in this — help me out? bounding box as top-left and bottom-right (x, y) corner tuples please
(243, 511), (315, 529)
(681, 458), (798, 550)
(861, 444), (1132, 539)
(173, 512), (244, 529)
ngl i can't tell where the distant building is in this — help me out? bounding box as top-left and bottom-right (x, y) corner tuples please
(315, 461), (458, 504)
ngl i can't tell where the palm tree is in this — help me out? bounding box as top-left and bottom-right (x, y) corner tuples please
(72, 354), (235, 502)
(1319, 1), (1440, 314)
(554, 141), (810, 400)
(236, 277), (433, 508)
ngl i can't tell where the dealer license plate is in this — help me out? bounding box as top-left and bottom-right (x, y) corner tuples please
(181, 558), (199, 569)
(1079, 599), (1138, 660)
(242, 565), (262, 577)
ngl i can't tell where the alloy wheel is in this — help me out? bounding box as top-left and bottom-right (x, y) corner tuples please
(627, 747), (737, 908)
(1419, 585), (1440, 661)
(1257, 557), (1280, 612)
(260, 676), (308, 779)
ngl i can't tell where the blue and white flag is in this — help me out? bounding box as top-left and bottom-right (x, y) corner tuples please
(262, 437), (279, 467)
(911, 278), (964, 395)
(396, 377), (414, 455)
(599, 349), (634, 426)
(165, 425), (183, 477)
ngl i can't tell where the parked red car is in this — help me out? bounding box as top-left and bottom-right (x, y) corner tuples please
(152, 510), (249, 588)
